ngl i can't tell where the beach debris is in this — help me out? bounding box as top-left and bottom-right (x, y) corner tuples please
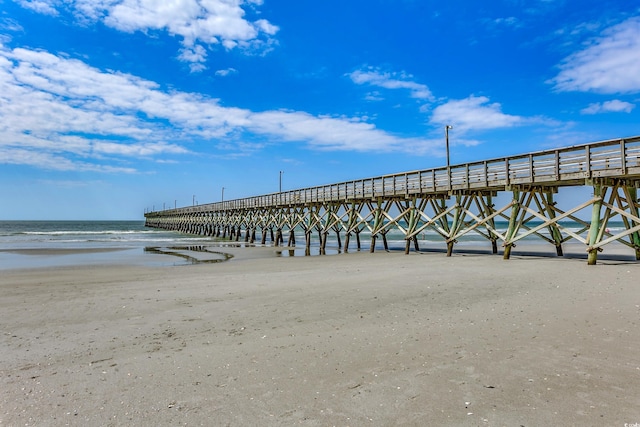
(228, 327), (246, 336)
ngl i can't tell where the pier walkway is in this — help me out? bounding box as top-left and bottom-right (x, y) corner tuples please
(145, 136), (640, 264)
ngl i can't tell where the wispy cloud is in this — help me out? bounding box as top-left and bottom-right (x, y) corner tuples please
(14, 0), (280, 71)
(581, 99), (635, 114)
(364, 91), (384, 102)
(482, 16), (522, 32)
(0, 18), (25, 33)
(0, 45), (442, 172)
(215, 67), (238, 77)
(430, 95), (524, 131)
(16, 0), (58, 16)
(493, 17), (520, 27)
(348, 67), (435, 101)
(550, 16), (640, 94)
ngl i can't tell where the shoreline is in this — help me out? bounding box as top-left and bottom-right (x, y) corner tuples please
(1, 238), (638, 272)
(0, 247), (129, 256)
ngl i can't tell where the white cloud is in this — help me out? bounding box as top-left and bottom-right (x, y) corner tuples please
(179, 45), (209, 72)
(215, 67), (238, 77)
(248, 111), (407, 152)
(430, 95), (523, 131)
(179, 45), (208, 64)
(0, 146), (136, 173)
(255, 18), (278, 35)
(16, 0), (59, 16)
(348, 67), (435, 101)
(15, 0), (279, 70)
(0, 46), (441, 171)
(581, 99), (635, 115)
(364, 91), (384, 102)
(551, 16), (640, 94)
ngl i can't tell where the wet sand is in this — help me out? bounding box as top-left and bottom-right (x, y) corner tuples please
(1, 247), (639, 426)
(0, 248), (129, 256)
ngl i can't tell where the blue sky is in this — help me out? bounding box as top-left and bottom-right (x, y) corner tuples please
(1, 0), (639, 219)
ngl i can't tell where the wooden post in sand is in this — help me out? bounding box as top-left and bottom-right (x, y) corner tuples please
(343, 202), (356, 253)
(405, 199), (417, 255)
(503, 190), (521, 260)
(624, 186), (640, 260)
(544, 192), (564, 256)
(587, 184), (603, 265)
(381, 231), (389, 251)
(446, 194), (462, 257)
(485, 194), (498, 254)
(369, 198), (383, 253)
(305, 232), (311, 256)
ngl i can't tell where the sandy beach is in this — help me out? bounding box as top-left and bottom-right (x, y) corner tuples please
(1, 247), (639, 426)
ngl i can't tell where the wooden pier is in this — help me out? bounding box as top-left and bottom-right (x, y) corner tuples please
(145, 136), (640, 264)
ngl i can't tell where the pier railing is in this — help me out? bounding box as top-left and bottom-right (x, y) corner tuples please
(148, 136), (640, 215)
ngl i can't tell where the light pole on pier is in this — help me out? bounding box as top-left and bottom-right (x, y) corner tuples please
(221, 187), (225, 202)
(279, 171), (284, 193)
(445, 125), (453, 170)
(193, 195), (196, 206)
(445, 125), (453, 186)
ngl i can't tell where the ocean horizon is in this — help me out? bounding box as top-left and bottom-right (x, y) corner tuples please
(0, 220), (223, 270)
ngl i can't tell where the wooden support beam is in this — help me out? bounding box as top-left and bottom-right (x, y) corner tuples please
(446, 195), (460, 256)
(587, 184), (603, 265)
(623, 186), (640, 260)
(503, 191), (521, 260)
(543, 192), (563, 256)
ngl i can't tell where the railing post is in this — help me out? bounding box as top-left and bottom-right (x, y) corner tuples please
(465, 164), (469, 189)
(484, 161), (488, 187)
(431, 169), (436, 191)
(505, 159), (510, 186)
(621, 139), (627, 175)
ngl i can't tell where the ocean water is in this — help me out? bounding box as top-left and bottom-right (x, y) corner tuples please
(0, 220), (225, 270)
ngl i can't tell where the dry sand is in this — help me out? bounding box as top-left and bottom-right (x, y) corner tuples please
(1, 248), (639, 426)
